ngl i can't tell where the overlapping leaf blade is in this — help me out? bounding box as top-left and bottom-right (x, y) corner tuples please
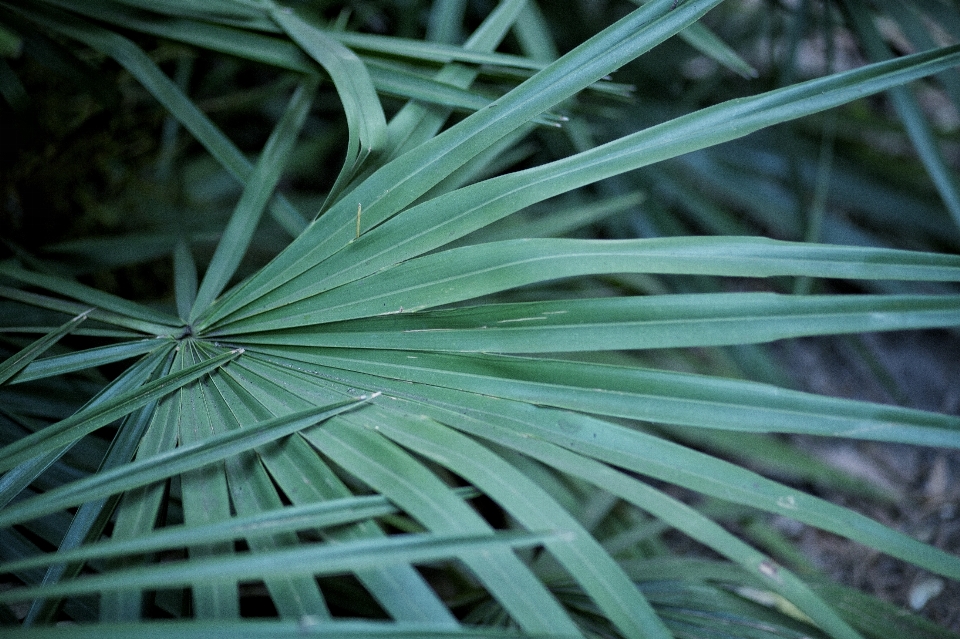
(210, 237), (960, 332)
(263, 347), (960, 448)
(0, 347), (237, 475)
(200, 42), (960, 331)
(0, 310), (89, 385)
(197, 0), (725, 328)
(0, 531), (559, 605)
(270, 6), (386, 208)
(245, 349), (960, 584)
(9, 1), (309, 236)
(228, 293), (960, 353)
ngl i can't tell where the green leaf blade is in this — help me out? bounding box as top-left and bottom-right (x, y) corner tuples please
(0, 393), (372, 529)
(190, 77), (319, 319)
(0, 310), (90, 386)
(0, 346), (237, 476)
(211, 237), (960, 332)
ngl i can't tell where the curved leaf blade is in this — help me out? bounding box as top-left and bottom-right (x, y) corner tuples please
(271, 6), (387, 207)
(248, 350), (960, 585)
(261, 348), (960, 449)
(200, 37), (960, 329)
(307, 418), (584, 636)
(197, 0), (723, 328)
(369, 410), (672, 639)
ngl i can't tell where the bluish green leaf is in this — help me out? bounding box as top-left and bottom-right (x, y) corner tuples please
(0, 347), (239, 475)
(197, 0), (724, 328)
(0, 531), (560, 605)
(270, 6), (386, 207)
(0, 394), (374, 528)
(10, 340), (165, 385)
(212, 238), (960, 332)
(0, 310), (90, 386)
(190, 77), (319, 320)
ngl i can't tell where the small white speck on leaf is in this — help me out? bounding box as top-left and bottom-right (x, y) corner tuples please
(776, 495), (796, 509)
(758, 559), (782, 582)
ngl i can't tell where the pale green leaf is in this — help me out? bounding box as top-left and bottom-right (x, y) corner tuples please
(229, 292), (960, 352)
(197, 0), (724, 328)
(10, 340), (165, 385)
(0, 489), (476, 575)
(173, 240), (198, 323)
(306, 418), (583, 635)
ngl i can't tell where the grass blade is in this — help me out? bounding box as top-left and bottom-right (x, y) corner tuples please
(676, 21), (758, 78)
(841, 0), (960, 231)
